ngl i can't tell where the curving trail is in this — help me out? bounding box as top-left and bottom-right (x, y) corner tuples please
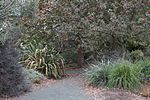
(13, 68), (150, 100)
(20, 77), (92, 100)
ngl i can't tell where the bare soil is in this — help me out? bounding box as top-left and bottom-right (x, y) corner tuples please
(85, 86), (150, 100)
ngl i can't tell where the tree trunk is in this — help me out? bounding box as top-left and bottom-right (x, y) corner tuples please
(77, 46), (85, 67)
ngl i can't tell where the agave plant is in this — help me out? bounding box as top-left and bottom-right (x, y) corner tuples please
(21, 40), (64, 79)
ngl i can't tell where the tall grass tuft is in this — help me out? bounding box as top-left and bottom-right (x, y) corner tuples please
(85, 59), (146, 91)
(85, 61), (112, 86)
(107, 60), (141, 91)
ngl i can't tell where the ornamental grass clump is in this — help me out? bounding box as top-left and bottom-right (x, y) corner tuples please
(85, 59), (144, 91)
(107, 60), (141, 91)
(85, 61), (112, 86)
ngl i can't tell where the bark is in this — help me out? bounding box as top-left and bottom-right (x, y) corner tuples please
(77, 46), (85, 67)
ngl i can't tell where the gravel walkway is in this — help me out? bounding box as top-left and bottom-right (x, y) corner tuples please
(2, 69), (150, 100)
(19, 77), (92, 100)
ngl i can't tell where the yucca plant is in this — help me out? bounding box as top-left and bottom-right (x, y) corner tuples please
(21, 40), (64, 79)
(107, 60), (141, 91)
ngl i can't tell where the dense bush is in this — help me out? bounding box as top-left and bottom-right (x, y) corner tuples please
(129, 50), (144, 62)
(21, 40), (64, 79)
(61, 48), (78, 64)
(136, 60), (150, 81)
(48, 0), (150, 60)
(0, 41), (30, 97)
(19, 0), (149, 66)
(108, 60), (141, 91)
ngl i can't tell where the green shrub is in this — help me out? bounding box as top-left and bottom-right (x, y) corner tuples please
(85, 61), (112, 86)
(61, 48), (78, 64)
(23, 68), (45, 84)
(136, 60), (150, 81)
(136, 60), (150, 69)
(129, 50), (144, 62)
(107, 60), (141, 91)
(21, 40), (64, 79)
(127, 39), (147, 52)
(0, 41), (31, 97)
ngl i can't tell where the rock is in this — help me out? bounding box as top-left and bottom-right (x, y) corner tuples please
(140, 84), (150, 97)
